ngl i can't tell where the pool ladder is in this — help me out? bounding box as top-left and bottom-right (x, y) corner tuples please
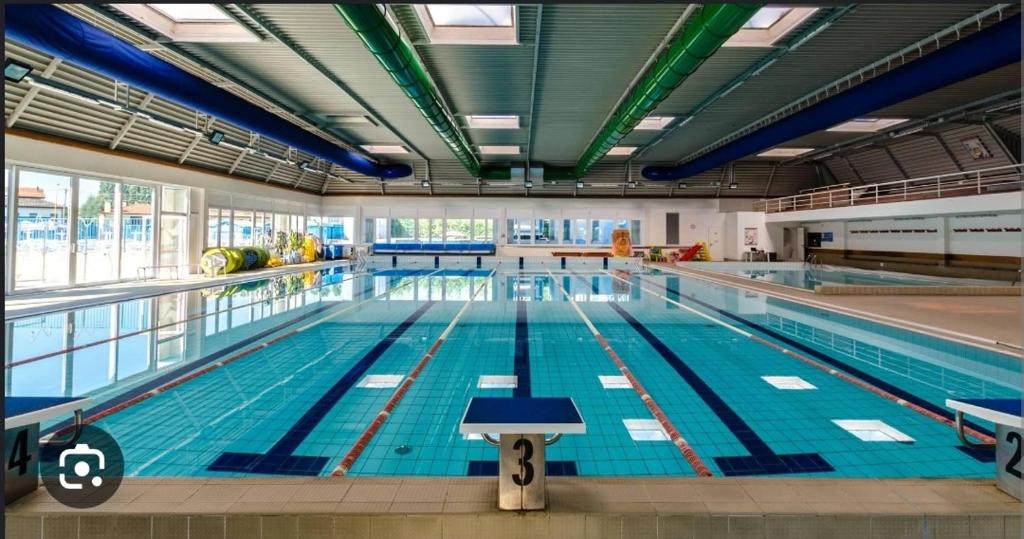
(804, 253), (822, 269)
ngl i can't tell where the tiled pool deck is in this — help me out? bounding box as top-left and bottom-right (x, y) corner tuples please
(5, 476), (1021, 539)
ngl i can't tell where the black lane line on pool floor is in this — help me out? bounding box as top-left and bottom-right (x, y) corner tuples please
(579, 274), (833, 477)
(635, 272), (997, 445)
(209, 300), (438, 476)
(468, 273), (577, 477)
(42, 273), (388, 437)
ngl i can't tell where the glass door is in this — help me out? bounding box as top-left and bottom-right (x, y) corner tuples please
(14, 168), (73, 290)
(119, 183), (154, 280)
(76, 178), (120, 284)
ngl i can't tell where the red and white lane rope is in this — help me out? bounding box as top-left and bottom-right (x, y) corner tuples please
(331, 267), (498, 476)
(548, 270), (713, 477)
(53, 269), (443, 434)
(603, 270), (997, 446)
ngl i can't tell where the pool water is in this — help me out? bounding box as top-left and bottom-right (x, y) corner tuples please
(724, 267), (991, 290)
(6, 260), (1019, 479)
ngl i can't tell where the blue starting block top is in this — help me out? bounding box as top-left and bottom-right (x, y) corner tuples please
(946, 398), (1023, 428)
(5, 396), (91, 430)
(459, 397), (586, 435)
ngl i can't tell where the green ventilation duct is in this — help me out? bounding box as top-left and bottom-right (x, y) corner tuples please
(572, 4), (760, 178)
(335, 5), (483, 177)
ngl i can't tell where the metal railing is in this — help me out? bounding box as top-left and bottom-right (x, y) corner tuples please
(755, 164), (1023, 213)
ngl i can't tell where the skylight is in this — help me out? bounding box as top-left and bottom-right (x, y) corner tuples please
(725, 7), (818, 47)
(636, 116), (676, 130)
(413, 5), (518, 45)
(361, 145), (408, 154)
(426, 5), (513, 27)
(742, 7), (791, 29)
(112, 4), (260, 43)
(827, 118), (911, 133)
(607, 146), (637, 156)
(149, 4), (231, 22)
(479, 145), (520, 155)
(467, 115), (520, 129)
(757, 147), (815, 158)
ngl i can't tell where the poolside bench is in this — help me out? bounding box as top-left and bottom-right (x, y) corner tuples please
(371, 242), (496, 255)
(946, 398), (1023, 500)
(460, 397), (585, 510)
(5, 396), (91, 503)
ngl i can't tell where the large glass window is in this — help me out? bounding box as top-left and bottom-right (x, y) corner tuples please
(417, 218), (443, 243)
(207, 208), (220, 248)
(76, 178), (118, 284)
(15, 169), (72, 289)
(507, 218), (531, 244)
(390, 218), (414, 243)
(158, 186), (188, 275)
(233, 210), (253, 247)
(534, 219), (555, 244)
(274, 213), (289, 236)
(573, 219), (587, 245)
(445, 218), (471, 243)
(323, 217), (354, 245)
(472, 218), (494, 242)
(119, 184), (154, 279)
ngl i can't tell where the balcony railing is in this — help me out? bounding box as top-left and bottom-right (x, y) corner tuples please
(755, 164), (1023, 213)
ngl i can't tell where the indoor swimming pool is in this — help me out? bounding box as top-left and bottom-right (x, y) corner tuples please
(6, 260), (1019, 479)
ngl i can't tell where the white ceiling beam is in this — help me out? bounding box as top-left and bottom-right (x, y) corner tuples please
(6, 58), (62, 128)
(228, 150), (247, 174)
(265, 162), (281, 182)
(110, 92), (154, 150)
(178, 133), (202, 164)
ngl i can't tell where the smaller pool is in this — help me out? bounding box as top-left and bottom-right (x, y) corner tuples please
(725, 267), (988, 291)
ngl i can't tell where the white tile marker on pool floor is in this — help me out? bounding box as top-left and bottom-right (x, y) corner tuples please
(357, 375), (405, 388)
(477, 375), (517, 389)
(833, 420), (915, 443)
(762, 376), (817, 390)
(623, 419), (671, 441)
(599, 375), (632, 389)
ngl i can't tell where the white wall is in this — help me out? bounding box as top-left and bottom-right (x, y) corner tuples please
(323, 196), (760, 260)
(723, 211), (774, 260)
(801, 212), (1021, 258)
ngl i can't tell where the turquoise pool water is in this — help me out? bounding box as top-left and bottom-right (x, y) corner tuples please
(725, 267), (985, 290)
(6, 260), (1020, 478)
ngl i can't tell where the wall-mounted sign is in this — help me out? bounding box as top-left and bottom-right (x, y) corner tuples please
(961, 137), (992, 160)
(822, 232), (834, 242)
(743, 227), (758, 246)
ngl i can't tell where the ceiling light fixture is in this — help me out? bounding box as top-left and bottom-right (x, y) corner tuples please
(677, 182), (688, 189)
(728, 182), (739, 190)
(207, 130), (226, 145)
(524, 180), (533, 189)
(757, 147), (815, 158)
(636, 116), (675, 130)
(827, 118), (910, 133)
(421, 180), (431, 188)
(4, 59), (32, 83)
(608, 146), (638, 156)
(479, 145), (520, 155)
(466, 115), (519, 129)
(575, 180), (585, 189)
(360, 145), (408, 154)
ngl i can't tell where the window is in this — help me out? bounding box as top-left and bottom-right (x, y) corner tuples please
(233, 210), (253, 247)
(391, 218), (415, 243)
(417, 218), (443, 243)
(507, 218), (531, 244)
(112, 4), (259, 43)
(14, 169), (72, 289)
(534, 219), (555, 244)
(742, 7), (791, 28)
(119, 184), (154, 280)
(207, 208), (220, 247)
(561, 220), (572, 244)
(323, 217), (354, 245)
(607, 146), (637, 156)
(364, 217), (388, 244)
(76, 178), (118, 284)
(446, 218), (472, 242)
(590, 219), (614, 245)
(725, 7), (818, 47)
(425, 5), (513, 26)
(472, 218), (494, 242)
(573, 219), (587, 245)
(630, 220), (641, 244)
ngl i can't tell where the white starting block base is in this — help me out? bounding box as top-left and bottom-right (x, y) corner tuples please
(947, 398), (1023, 501)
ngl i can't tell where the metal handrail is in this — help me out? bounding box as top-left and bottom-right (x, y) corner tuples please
(755, 164), (1023, 213)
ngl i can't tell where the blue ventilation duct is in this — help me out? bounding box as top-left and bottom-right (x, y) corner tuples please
(642, 14), (1022, 181)
(5, 4), (412, 179)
